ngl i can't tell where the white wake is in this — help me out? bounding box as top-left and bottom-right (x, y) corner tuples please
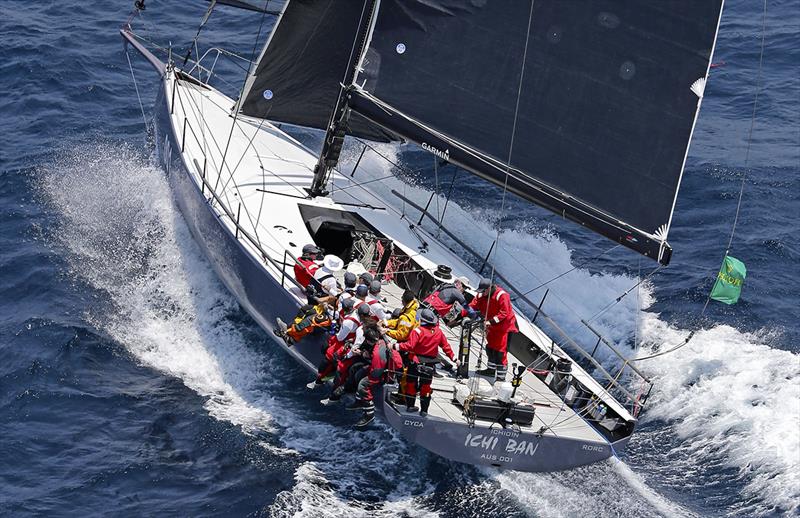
(36, 141), (799, 516)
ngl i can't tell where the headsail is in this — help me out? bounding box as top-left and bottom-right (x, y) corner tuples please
(347, 0), (724, 264)
(238, 0), (393, 142)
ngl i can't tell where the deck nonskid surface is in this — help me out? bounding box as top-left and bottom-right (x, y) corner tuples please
(375, 280), (606, 444)
(170, 77), (617, 444)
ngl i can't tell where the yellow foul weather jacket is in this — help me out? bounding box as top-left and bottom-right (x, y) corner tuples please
(385, 299), (419, 342)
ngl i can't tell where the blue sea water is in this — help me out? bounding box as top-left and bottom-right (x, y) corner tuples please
(1, 1), (798, 517)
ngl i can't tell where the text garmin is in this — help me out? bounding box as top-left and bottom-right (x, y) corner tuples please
(421, 142), (450, 161)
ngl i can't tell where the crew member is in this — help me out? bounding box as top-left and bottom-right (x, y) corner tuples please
(365, 280), (387, 321)
(309, 255), (344, 302)
(320, 304), (376, 404)
(274, 301), (333, 346)
(293, 244), (321, 288)
(358, 271), (373, 287)
(347, 327), (402, 428)
(424, 277), (467, 319)
(307, 297), (359, 389)
(336, 272), (358, 313)
(395, 308), (459, 416)
(383, 290), (418, 342)
(466, 278), (518, 382)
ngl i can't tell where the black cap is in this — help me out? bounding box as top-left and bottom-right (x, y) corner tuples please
(356, 284), (369, 298)
(302, 244), (320, 255)
(401, 290), (415, 305)
(343, 271), (357, 288)
(478, 278), (492, 292)
(369, 280), (382, 295)
(358, 272), (373, 285)
(418, 307), (438, 326)
(362, 326), (382, 346)
(340, 297), (356, 313)
(357, 304), (371, 318)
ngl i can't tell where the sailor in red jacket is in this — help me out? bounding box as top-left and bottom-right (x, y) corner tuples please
(293, 244), (321, 288)
(346, 327), (403, 428)
(394, 308), (459, 416)
(465, 278), (518, 382)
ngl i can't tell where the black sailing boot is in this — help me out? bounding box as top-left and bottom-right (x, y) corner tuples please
(355, 410), (375, 429)
(405, 394), (419, 413)
(475, 367), (495, 377)
(419, 396), (431, 417)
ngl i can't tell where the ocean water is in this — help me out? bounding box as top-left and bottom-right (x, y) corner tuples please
(1, 1), (798, 517)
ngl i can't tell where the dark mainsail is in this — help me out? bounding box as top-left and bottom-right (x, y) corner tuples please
(346, 0), (724, 264)
(238, 0), (392, 141)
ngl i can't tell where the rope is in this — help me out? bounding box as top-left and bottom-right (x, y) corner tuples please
(126, 49), (149, 132)
(585, 264), (662, 324)
(635, 0), (768, 362)
(726, 0), (767, 254)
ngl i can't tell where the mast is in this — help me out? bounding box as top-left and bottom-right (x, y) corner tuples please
(308, 0), (379, 197)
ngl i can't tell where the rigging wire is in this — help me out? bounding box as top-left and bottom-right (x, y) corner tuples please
(634, 0), (768, 363)
(125, 49), (150, 132)
(512, 244), (621, 301)
(213, 0), (272, 193)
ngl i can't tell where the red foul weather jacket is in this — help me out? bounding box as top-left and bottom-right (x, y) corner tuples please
(467, 287), (518, 349)
(399, 325), (456, 362)
(293, 257), (319, 288)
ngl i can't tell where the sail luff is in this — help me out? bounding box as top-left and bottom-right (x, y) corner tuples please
(662, 0), (726, 242)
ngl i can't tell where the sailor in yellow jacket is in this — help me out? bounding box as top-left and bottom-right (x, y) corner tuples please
(383, 290), (419, 342)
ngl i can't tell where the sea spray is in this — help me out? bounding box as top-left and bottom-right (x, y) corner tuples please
(35, 142), (436, 516)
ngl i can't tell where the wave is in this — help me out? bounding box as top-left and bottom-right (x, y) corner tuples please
(344, 141), (800, 516)
(35, 142), (436, 516)
(35, 140), (798, 516)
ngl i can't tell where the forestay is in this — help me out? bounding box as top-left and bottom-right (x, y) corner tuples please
(348, 0), (724, 264)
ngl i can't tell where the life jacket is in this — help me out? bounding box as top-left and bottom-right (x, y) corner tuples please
(294, 258), (319, 288)
(340, 315), (362, 343)
(355, 298), (382, 321)
(469, 287), (518, 333)
(424, 283), (455, 317)
(370, 340), (404, 383)
(400, 325), (455, 363)
(309, 271), (336, 297)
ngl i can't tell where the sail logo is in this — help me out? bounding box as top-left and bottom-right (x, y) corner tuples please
(421, 142), (450, 162)
(718, 268), (743, 287)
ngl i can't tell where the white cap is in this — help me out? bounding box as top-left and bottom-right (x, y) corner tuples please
(322, 254), (344, 272)
(457, 276), (471, 289)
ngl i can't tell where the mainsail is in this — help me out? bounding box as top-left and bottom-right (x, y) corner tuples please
(244, 0), (724, 264)
(238, 0), (393, 142)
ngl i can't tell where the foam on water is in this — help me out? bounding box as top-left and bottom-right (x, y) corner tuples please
(636, 315), (800, 516)
(343, 142), (800, 515)
(36, 141), (798, 516)
(36, 142), (439, 516)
